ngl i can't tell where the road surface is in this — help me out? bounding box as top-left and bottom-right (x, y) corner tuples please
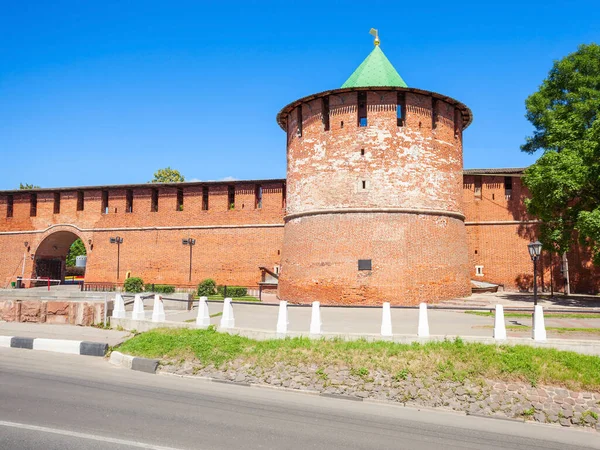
(0, 348), (598, 449)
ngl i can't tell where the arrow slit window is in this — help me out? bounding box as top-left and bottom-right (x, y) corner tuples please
(358, 92), (367, 127)
(397, 93), (406, 127)
(322, 96), (330, 131)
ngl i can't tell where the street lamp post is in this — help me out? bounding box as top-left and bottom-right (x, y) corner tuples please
(527, 240), (543, 306)
(182, 238), (196, 283)
(109, 236), (124, 280)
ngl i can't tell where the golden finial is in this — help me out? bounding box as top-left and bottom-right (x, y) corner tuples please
(369, 28), (380, 46)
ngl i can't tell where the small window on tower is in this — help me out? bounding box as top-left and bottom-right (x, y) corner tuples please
(102, 190), (109, 214)
(296, 106), (302, 137)
(358, 92), (367, 127)
(77, 191), (84, 211)
(361, 148), (365, 156)
(177, 188), (184, 211)
(151, 189), (159, 212)
(397, 92), (406, 127)
(322, 96), (330, 131)
(6, 195), (13, 218)
(255, 184), (262, 209)
(228, 185), (235, 210)
(126, 189), (133, 213)
(53, 192), (61, 214)
(475, 265), (484, 277)
(431, 98), (438, 129)
(202, 186), (209, 211)
(474, 176), (482, 199)
(454, 108), (461, 138)
(30, 193), (37, 217)
(505, 177), (513, 199)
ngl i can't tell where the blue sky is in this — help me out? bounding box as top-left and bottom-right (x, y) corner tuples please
(1, 1), (598, 190)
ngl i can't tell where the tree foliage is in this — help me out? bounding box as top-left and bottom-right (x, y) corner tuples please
(19, 183), (40, 189)
(521, 43), (600, 264)
(150, 167), (185, 183)
(66, 239), (86, 267)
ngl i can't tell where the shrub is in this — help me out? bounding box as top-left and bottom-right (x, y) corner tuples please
(124, 277), (144, 293)
(197, 279), (217, 297)
(217, 285), (247, 298)
(145, 284), (175, 294)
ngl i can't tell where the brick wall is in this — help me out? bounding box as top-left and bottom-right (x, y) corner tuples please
(0, 181), (285, 289)
(463, 174), (600, 294)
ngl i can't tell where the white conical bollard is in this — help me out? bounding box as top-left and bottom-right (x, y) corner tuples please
(151, 294), (165, 323)
(112, 294), (126, 319)
(533, 305), (547, 341)
(493, 304), (507, 340)
(276, 301), (288, 335)
(196, 296), (211, 328)
(381, 302), (393, 337)
(309, 301), (321, 335)
(417, 303), (429, 337)
(219, 298), (235, 329)
(132, 294), (146, 321)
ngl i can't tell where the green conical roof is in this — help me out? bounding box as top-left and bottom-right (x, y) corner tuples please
(341, 46), (407, 88)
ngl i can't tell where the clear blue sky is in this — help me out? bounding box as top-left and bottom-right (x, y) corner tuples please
(1, 1), (598, 190)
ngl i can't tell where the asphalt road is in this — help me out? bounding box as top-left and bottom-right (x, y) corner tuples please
(0, 348), (598, 449)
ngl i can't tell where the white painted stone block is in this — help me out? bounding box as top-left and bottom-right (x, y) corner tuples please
(32, 338), (81, 355)
(151, 294), (165, 323)
(276, 301), (288, 335)
(132, 294), (146, 321)
(381, 302), (393, 337)
(533, 305), (547, 341)
(493, 304), (507, 340)
(196, 296), (211, 328)
(310, 301), (321, 335)
(220, 298), (235, 329)
(112, 294), (126, 319)
(109, 351), (134, 369)
(417, 303), (429, 337)
(0, 336), (13, 348)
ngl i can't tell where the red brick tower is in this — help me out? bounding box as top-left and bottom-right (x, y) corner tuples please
(276, 32), (473, 305)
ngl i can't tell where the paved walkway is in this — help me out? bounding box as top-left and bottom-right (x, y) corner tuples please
(0, 322), (131, 346)
(151, 302), (600, 341)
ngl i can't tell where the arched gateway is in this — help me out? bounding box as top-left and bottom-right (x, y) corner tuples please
(33, 230), (88, 286)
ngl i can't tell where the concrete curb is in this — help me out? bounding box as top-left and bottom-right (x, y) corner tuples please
(109, 351), (159, 374)
(0, 335), (108, 356)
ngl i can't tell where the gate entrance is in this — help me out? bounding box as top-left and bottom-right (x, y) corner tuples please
(33, 231), (87, 286)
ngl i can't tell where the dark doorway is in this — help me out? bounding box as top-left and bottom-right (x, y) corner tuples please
(33, 231), (87, 286)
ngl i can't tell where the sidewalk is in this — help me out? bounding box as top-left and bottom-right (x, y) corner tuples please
(136, 302), (600, 341)
(0, 322), (131, 347)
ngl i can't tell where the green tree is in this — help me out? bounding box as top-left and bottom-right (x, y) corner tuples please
(150, 167), (185, 183)
(66, 239), (86, 267)
(521, 43), (600, 264)
(19, 183), (40, 189)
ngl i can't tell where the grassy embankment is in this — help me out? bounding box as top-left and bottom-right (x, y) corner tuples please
(465, 311), (600, 334)
(465, 311), (600, 319)
(117, 327), (600, 392)
(203, 295), (260, 302)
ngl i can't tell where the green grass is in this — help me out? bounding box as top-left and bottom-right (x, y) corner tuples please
(466, 311), (600, 319)
(480, 324), (600, 334)
(117, 327), (600, 392)
(205, 295), (260, 302)
(184, 312), (222, 323)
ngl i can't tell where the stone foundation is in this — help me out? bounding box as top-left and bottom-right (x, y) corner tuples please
(0, 300), (105, 326)
(161, 360), (600, 430)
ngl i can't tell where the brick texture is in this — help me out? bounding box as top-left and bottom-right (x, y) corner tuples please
(0, 182), (285, 289)
(278, 89), (470, 304)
